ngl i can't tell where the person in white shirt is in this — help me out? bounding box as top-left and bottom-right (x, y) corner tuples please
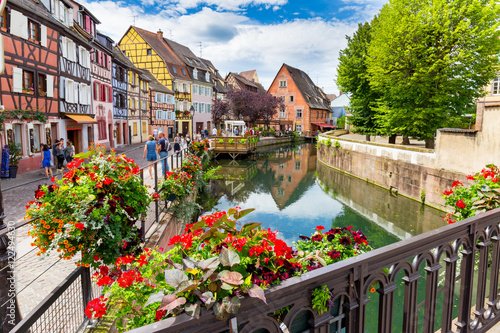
(212, 127), (217, 136)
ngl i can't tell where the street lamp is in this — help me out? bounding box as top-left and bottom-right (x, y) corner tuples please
(189, 105), (195, 137)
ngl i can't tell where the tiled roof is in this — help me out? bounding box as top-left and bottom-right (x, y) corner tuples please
(112, 46), (133, 68)
(283, 64), (331, 111)
(132, 27), (191, 81)
(326, 94), (337, 102)
(239, 70), (258, 83)
(164, 39), (213, 85)
(140, 69), (174, 94)
(231, 73), (259, 89)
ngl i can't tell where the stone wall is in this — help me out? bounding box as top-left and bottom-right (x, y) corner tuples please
(316, 141), (469, 211)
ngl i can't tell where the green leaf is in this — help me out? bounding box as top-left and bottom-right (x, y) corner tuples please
(164, 269), (189, 288)
(182, 257), (198, 270)
(233, 208), (255, 220)
(241, 222), (261, 234)
(175, 280), (195, 293)
(229, 296), (241, 314)
(219, 247), (240, 267)
(199, 291), (215, 309)
(221, 282), (234, 290)
(213, 302), (229, 321)
(143, 291), (164, 308)
(247, 284), (267, 304)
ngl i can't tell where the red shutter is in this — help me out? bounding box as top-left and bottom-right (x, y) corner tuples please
(93, 82), (97, 100)
(108, 86), (112, 102)
(90, 48), (94, 61)
(90, 21), (94, 36)
(101, 84), (105, 102)
(85, 16), (91, 33)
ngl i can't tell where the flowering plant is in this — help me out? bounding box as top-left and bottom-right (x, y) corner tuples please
(239, 138), (247, 145)
(26, 143), (152, 267)
(228, 139), (234, 144)
(218, 138), (224, 144)
(190, 139), (210, 156)
(85, 208), (370, 331)
(158, 169), (195, 200)
(181, 154), (203, 177)
(442, 164), (500, 223)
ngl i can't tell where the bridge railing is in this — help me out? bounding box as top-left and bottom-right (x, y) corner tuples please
(127, 208), (500, 333)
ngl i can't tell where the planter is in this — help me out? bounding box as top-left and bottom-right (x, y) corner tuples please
(236, 143), (246, 149)
(9, 166), (18, 178)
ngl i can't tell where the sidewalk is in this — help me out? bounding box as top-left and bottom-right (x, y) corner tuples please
(1, 142), (145, 192)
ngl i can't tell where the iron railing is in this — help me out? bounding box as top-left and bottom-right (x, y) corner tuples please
(6, 147), (189, 333)
(126, 208), (500, 333)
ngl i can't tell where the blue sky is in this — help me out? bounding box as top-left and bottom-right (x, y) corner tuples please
(82, 0), (386, 94)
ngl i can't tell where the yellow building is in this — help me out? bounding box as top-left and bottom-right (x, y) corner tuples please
(118, 26), (193, 136)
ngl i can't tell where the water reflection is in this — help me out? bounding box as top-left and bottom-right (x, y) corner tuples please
(206, 143), (446, 249)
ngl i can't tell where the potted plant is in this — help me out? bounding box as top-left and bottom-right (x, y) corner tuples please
(8, 141), (22, 178)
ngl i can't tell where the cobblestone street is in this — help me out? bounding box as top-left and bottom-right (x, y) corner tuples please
(1, 142), (185, 317)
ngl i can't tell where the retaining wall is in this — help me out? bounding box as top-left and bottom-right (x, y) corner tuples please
(316, 137), (469, 211)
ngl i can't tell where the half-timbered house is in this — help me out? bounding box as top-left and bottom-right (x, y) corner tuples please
(112, 46), (129, 147)
(1, 0), (64, 173)
(141, 69), (175, 139)
(68, 0), (113, 149)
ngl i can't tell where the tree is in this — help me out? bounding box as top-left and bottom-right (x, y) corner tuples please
(224, 89), (283, 127)
(336, 20), (381, 141)
(227, 89), (252, 120)
(367, 0), (500, 148)
(211, 98), (231, 125)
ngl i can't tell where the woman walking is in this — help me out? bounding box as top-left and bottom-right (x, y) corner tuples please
(143, 135), (158, 179)
(173, 133), (181, 154)
(65, 140), (75, 163)
(55, 140), (65, 171)
(42, 144), (53, 179)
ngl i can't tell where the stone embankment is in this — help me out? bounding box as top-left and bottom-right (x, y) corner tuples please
(317, 133), (468, 211)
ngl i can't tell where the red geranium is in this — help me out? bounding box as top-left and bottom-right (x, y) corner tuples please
(456, 199), (466, 209)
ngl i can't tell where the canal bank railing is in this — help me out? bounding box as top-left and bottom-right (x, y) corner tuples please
(4, 147), (189, 333)
(127, 208), (500, 333)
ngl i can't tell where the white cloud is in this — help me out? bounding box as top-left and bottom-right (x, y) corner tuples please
(81, 0), (384, 93)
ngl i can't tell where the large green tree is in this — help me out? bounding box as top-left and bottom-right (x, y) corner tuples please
(336, 20), (381, 140)
(367, 0), (500, 148)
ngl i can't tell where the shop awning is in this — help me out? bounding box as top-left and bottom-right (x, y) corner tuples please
(65, 114), (98, 124)
(311, 122), (335, 128)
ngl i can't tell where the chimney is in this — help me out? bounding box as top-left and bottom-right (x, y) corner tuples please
(339, 90), (342, 96)
(157, 29), (163, 39)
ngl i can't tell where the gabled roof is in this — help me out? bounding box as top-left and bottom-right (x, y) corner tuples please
(131, 26), (191, 81)
(112, 45), (133, 68)
(200, 58), (228, 93)
(239, 70), (259, 83)
(164, 39), (213, 85)
(281, 64), (331, 111)
(228, 72), (259, 90)
(141, 70), (174, 94)
(326, 94), (337, 102)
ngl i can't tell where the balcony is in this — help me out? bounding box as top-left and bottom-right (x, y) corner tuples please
(175, 91), (191, 101)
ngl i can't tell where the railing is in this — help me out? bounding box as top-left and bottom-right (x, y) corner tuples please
(7, 147), (190, 333)
(212, 135), (258, 151)
(127, 208), (500, 333)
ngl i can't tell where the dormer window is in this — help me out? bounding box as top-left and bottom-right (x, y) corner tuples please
(171, 66), (177, 74)
(181, 68), (186, 76)
(205, 73), (210, 81)
(193, 69), (198, 79)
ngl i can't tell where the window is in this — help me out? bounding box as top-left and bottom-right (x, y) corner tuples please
(193, 69), (198, 79)
(12, 124), (23, 150)
(288, 176), (292, 182)
(493, 78), (500, 95)
(290, 96), (293, 102)
(205, 73), (210, 81)
(0, 9), (7, 30)
(296, 125), (301, 132)
(142, 101), (147, 110)
(133, 122), (138, 136)
(38, 73), (47, 96)
(94, 82), (100, 101)
(295, 161), (301, 170)
(171, 66), (177, 74)
(147, 48), (152, 56)
(296, 109), (302, 118)
(23, 70), (34, 92)
(279, 163), (284, 169)
(28, 19), (39, 41)
(279, 80), (286, 87)
(143, 81), (148, 90)
(181, 68), (186, 75)
(279, 109), (285, 118)
(142, 121), (147, 134)
(31, 124), (41, 153)
(277, 189), (284, 196)
(278, 175), (284, 182)
(280, 96), (285, 102)
(316, 111), (319, 119)
(193, 102), (198, 113)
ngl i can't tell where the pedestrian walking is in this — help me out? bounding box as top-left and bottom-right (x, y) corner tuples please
(64, 140), (75, 163)
(143, 135), (158, 179)
(55, 141), (65, 171)
(212, 127), (217, 137)
(173, 133), (181, 154)
(41, 144), (53, 179)
(157, 133), (171, 177)
(186, 133), (191, 146)
(204, 127), (209, 139)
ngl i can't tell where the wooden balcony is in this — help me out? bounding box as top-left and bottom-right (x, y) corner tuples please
(212, 135), (258, 159)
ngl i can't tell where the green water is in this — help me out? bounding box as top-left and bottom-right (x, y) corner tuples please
(204, 142), (450, 332)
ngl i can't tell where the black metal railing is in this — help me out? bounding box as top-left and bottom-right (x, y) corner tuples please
(125, 208), (500, 333)
(7, 147), (189, 333)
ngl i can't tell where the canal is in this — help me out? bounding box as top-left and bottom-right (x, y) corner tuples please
(206, 142), (446, 249)
(203, 142), (449, 332)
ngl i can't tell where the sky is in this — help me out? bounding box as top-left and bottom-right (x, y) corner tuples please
(81, 0), (386, 95)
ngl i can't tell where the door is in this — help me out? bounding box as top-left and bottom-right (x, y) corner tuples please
(128, 126), (132, 144)
(196, 122), (203, 136)
(123, 123), (127, 145)
(182, 122), (189, 136)
(108, 124), (114, 148)
(207, 121), (211, 133)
